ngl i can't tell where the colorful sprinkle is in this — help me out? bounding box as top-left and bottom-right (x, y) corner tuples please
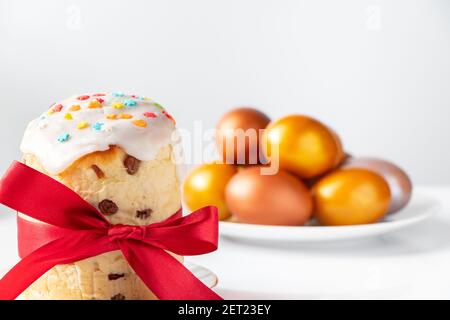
(95, 97), (105, 104)
(77, 95), (90, 101)
(93, 93), (106, 97)
(112, 102), (124, 109)
(132, 119), (147, 128)
(47, 109), (55, 115)
(124, 99), (137, 107)
(113, 92), (125, 97)
(143, 112), (157, 118)
(53, 104), (63, 112)
(118, 114), (133, 119)
(77, 121), (89, 129)
(88, 100), (102, 109)
(92, 122), (104, 131)
(153, 102), (164, 110)
(64, 113), (73, 120)
(70, 105), (81, 111)
(162, 110), (175, 123)
(57, 133), (70, 142)
(106, 114), (118, 120)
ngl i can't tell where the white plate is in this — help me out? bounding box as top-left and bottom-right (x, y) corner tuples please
(219, 193), (441, 243)
(186, 262), (218, 289)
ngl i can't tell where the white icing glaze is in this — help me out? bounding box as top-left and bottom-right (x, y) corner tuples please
(20, 93), (177, 174)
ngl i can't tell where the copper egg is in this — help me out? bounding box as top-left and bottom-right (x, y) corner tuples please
(216, 107), (270, 165)
(225, 166), (313, 225)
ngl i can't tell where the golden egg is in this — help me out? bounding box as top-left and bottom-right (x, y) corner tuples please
(263, 115), (343, 179)
(183, 163), (237, 220)
(330, 128), (346, 167)
(216, 107), (270, 165)
(225, 167), (313, 226)
(342, 157), (412, 214)
(313, 168), (391, 226)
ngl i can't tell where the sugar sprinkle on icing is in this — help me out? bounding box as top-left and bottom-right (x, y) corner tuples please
(57, 133), (70, 143)
(92, 122), (104, 131)
(124, 99), (137, 107)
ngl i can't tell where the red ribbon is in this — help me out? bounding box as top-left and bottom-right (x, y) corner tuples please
(0, 161), (222, 300)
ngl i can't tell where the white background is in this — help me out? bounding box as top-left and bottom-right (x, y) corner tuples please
(0, 0), (449, 184)
(1, 1), (450, 300)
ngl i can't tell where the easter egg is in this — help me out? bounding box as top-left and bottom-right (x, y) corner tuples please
(313, 168), (391, 226)
(342, 157), (412, 213)
(225, 167), (313, 225)
(330, 128), (346, 167)
(183, 163), (237, 220)
(216, 107), (270, 165)
(262, 115), (343, 179)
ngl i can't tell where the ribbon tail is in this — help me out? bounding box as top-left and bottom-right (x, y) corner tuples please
(0, 232), (115, 300)
(119, 241), (223, 300)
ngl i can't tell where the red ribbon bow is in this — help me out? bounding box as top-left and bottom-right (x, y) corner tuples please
(0, 161), (222, 300)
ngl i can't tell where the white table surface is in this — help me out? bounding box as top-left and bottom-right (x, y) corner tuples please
(1, 186), (449, 300)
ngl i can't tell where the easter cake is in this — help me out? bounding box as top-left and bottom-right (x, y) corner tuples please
(19, 92), (181, 299)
